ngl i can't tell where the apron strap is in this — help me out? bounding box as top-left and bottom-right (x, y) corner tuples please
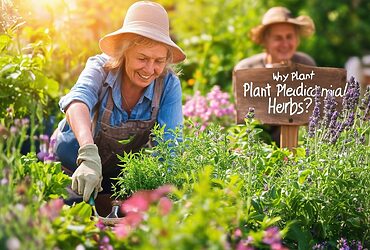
(98, 74), (165, 125)
(150, 75), (164, 120)
(100, 87), (114, 124)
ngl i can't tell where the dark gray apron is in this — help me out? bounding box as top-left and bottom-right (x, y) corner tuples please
(93, 76), (163, 178)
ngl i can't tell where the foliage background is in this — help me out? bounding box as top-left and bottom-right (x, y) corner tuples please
(3, 0), (369, 96)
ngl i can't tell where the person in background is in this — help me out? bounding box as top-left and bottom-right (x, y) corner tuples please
(52, 1), (186, 215)
(234, 6), (316, 145)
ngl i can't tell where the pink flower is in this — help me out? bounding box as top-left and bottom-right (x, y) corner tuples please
(271, 243), (289, 250)
(95, 219), (106, 231)
(263, 227), (281, 245)
(121, 185), (173, 214)
(99, 236), (113, 250)
(114, 223), (131, 239)
(150, 185), (173, 201)
(10, 126), (18, 134)
(158, 197), (172, 215)
(234, 228), (242, 238)
(124, 211), (143, 227)
(121, 192), (150, 213)
(21, 118), (29, 126)
(236, 236), (255, 250)
(40, 198), (64, 220)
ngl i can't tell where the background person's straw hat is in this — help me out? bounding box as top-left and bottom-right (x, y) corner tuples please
(251, 6), (315, 44)
(99, 1), (186, 63)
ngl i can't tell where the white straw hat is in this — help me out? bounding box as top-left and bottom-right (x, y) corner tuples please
(251, 7), (315, 44)
(99, 1), (186, 63)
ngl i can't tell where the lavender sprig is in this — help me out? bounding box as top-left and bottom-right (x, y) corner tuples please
(308, 87), (321, 138)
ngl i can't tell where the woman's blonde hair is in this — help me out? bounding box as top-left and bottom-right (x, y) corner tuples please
(104, 34), (176, 75)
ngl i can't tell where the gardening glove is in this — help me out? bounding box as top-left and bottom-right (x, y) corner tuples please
(72, 143), (103, 202)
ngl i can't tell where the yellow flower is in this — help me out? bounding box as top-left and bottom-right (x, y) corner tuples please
(187, 78), (195, 86)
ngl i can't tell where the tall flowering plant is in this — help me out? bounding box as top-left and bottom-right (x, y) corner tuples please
(298, 76), (370, 244)
(307, 77), (369, 154)
(183, 85), (235, 130)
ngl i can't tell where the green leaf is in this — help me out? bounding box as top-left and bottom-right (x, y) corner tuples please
(119, 135), (135, 145)
(298, 169), (312, 185)
(0, 34), (11, 52)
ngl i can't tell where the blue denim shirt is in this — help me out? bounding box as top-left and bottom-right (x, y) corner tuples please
(55, 54), (183, 168)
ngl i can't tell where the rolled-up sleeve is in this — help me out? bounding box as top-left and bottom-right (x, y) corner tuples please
(59, 54), (108, 113)
(157, 73), (183, 141)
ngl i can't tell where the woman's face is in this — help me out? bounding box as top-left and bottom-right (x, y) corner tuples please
(263, 23), (300, 64)
(124, 43), (168, 89)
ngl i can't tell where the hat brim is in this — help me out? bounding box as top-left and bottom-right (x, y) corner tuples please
(250, 15), (315, 44)
(99, 28), (186, 64)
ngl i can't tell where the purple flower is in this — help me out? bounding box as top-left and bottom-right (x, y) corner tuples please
(308, 87), (321, 137)
(322, 91), (337, 127)
(337, 237), (350, 250)
(37, 151), (48, 161)
(361, 87), (370, 120)
(305, 147), (310, 156)
(359, 86), (370, 110)
(10, 126), (18, 135)
(99, 236), (113, 250)
(329, 111), (339, 130)
(262, 227), (281, 245)
(95, 219), (106, 231)
(330, 122), (345, 144)
(342, 77), (360, 113)
(312, 241), (327, 250)
(344, 112), (355, 129)
(236, 236), (254, 250)
(183, 86), (235, 130)
(14, 119), (21, 127)
(44, 154), (56, 162)
(21, 118), (30, 127)
(355, 240), (363, 250)
(39, 134), (49, 143)
(245, 107), (255, 120)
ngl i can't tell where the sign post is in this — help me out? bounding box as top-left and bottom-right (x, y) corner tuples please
(233, 63), (347, 149)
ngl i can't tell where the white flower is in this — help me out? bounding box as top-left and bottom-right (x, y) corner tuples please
(6, 237), (21, 250)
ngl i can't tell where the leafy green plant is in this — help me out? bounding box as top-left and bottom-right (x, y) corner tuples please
(45, 201), (101, 249)
(111, 167), (289, 250)
(253, 81), (370, 248)
(1, 5), (60, 154)
(0, 117), (73, 249)
(165, 0), (264, 94)
(0, 22), (59, 120)
(113, 91), (369, 248)
(112, 123), (246, 198)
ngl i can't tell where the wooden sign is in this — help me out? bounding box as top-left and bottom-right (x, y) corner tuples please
(233, 63), (347, 126)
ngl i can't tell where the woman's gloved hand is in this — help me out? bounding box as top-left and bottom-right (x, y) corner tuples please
(72, 144), (103, 202)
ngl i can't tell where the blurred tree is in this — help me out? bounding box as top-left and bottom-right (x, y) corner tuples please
(12, 0), (137, 91)
(3, 0), (369, 94)
(302, 0), (370, 68)
(164, 0), (370, 93)
(159, 0), (265, 94)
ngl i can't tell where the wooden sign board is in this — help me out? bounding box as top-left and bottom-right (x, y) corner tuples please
(233, 63), (347, 126)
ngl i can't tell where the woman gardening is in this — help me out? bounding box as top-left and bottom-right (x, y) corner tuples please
(52, 1), (186, 215)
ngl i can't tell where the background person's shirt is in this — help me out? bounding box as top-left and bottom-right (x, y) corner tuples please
(234, 51), (316, 71)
